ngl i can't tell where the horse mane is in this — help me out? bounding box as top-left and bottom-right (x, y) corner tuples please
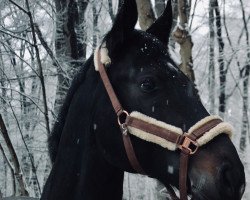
(48, 55), (94, 163)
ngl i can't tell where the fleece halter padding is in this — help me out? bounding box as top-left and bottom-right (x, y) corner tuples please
(127, 112), (233, 150)
(94, 43), (111, 71)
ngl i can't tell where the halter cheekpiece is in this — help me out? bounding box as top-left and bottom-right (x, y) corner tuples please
(94, 46), (233, 200)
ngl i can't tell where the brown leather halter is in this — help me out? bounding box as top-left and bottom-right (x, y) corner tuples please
(96, 49), (223, 200)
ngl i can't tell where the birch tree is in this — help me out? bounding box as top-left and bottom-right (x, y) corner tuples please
(239, 0), (250, 152)
(208, 0), (215, 114)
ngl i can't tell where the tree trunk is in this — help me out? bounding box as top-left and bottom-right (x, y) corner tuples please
(0, 144), (15, 195)
(208, 0), (215, 114)
(136, 0), (155, 30)
(169, 0), (178, 49)
(53, 0), (88, 116)
(240, 65), (249, 151)
(213, 0), (226, 117)
(0, 43), (8, 128)
(239, 0), (250, 152)
(92, 1), (99, 50)
(173, 0), (195, 81)
(0, 115), (28, 196)
(107, 0), (115, 22)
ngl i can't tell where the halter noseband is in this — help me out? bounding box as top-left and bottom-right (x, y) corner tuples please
(95, 47), (232, 200)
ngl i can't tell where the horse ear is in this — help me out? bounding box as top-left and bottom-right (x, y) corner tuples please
(146, 0), (172, 46)
(104, 0), (138, 58)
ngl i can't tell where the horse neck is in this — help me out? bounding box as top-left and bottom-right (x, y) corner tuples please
(42, 63), (124, 200)
(79, 66), (124, 199)
(75, 138), (124, 199)
(43, 137), (124, 200)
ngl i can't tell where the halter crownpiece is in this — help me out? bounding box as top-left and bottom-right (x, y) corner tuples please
(94, 47), (233, 200)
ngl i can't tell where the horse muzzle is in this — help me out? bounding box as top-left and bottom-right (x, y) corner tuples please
(189, 135), (246, 200)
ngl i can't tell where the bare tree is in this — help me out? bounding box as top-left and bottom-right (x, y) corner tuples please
(208, 0), (216, 114)
(239, 0), (250, 152)
(53, 0), (88, 115)
(0, 115), (28, 196)
(212, 0), (227, 117)
(173, 0), (195, 81)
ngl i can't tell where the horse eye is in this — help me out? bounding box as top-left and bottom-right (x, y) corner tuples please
(140, 78), (156, 92)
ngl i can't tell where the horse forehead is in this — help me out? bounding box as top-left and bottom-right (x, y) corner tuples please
(127, 45), (178, 72)
(134, 35), (167, 55)
(117, 31), (179, 72)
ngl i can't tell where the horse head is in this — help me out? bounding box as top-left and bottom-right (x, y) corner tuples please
(43, 0), (245, 199)
(93, 0), (245, 199)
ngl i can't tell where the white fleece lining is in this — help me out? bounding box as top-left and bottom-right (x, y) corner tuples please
(127, 112), (233, 151)
(130, 112), (183, 134)
(187, 115), (222, 134)
(195, 122), (233, 146)
(128, 126), (178, 150)
(94, 43), (111, 71)
(128, 112), (183, 151)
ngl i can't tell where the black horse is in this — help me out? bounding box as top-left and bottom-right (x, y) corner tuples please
(41, 0), (245, 199)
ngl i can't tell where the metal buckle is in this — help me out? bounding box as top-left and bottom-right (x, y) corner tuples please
(117, 110), (129, 135)
(120, 123), (128, 135)
(179, 136), (199, 154)
(117, 110), (129, 126)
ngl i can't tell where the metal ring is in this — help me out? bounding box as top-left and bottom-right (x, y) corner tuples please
(117, 110), (129, 126)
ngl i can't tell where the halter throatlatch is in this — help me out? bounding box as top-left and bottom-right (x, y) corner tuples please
(95, 47), (233, 200)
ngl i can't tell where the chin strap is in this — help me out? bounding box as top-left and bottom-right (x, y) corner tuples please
(95, 47), (232, 200)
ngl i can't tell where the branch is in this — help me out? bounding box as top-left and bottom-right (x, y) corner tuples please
(0, 29), (34, 46)
(34, 23), (65, 75)
(8, 102), (42, 195)
(25, 0), (51, 136)
(8, 0), (29, 14)
(0, 39), (40, 77)
(0, 86), (45, 114)
(237, 14), (250, 44)
(0, 114), (28, 196)
(0, 143), (16, 195)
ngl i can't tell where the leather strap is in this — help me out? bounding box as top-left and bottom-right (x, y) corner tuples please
(179, 150), (189, 200)
(97, 48), (145, 174)
(126, 116), (182, 144)
(178, 119), (222, 200)
(97, 48), (123, 115)
(122, 133), (145, 174)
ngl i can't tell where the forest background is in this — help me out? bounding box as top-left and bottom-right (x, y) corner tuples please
(0, 0), (249, 199)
